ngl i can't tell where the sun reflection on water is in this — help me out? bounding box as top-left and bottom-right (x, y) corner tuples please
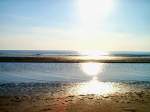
(69, 77), (120, 95)
(68, 62), (121, 95)
(80, 62), (104, 76)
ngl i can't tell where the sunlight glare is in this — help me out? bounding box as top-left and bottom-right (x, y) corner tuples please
(81, 63), (103, 76)
(70, 77), (119, 95)
(79, 51), (109, 57)
(77, 0), (114, 25)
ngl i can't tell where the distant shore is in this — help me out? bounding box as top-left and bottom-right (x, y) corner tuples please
(0, 56), (150, 63)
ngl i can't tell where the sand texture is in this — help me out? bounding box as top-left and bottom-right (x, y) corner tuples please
(0, 82), (150, 112)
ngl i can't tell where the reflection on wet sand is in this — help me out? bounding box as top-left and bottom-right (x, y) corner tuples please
(69, 77), (120, 95)
(0, 81), (150, 112)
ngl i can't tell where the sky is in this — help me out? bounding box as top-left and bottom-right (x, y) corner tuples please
(0, 0), (150, 51)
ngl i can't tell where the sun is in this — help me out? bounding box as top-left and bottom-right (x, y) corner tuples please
(81, 62), (103, 76)
(77, 0), (114, 25)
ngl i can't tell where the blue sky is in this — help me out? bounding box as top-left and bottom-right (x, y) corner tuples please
(0, 0), (150, 51)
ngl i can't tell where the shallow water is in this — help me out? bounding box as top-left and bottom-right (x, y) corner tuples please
(0, 80), (149, 97)
(0, 51), (150, 97)
(0, 63), (150, 82)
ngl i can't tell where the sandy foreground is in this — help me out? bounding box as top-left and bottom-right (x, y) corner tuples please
(0, 82), (150, 112)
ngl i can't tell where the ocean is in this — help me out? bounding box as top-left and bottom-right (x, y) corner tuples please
(0, 50), (150, 83)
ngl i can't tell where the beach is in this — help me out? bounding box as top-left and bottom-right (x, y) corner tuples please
(0, 0), (150, 110)
(0, 82), (150, 112)
(0, 51), (150, 112)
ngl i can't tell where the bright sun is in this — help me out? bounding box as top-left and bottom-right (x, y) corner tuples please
(77, 0), (114, 25)
(81, 63), (103, 76)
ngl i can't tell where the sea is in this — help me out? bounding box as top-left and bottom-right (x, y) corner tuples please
(0, 50), (150, 82)
(0, 50), (150, 96)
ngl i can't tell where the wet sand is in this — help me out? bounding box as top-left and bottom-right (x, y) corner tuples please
(0, 82), (150, 112)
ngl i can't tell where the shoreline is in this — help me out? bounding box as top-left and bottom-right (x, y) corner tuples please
(0, 56), (150, 63)
(0, 81), (150, 112)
